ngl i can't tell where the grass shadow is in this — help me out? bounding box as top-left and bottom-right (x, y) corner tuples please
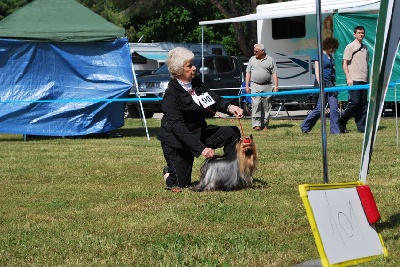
(378, 212), (400, 231)
(110, 127), (160, 138)
(186, 178), (268, 192)
(22, 132), (120, 141)
(0, 127), (160, 142)
(268, 123), (295, 130)
(253, 178), (269, 189)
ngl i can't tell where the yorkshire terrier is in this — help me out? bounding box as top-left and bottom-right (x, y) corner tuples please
(193, 135), (257, 191)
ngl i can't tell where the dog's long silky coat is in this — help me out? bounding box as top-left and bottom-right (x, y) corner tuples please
(193, 136), (257, 191)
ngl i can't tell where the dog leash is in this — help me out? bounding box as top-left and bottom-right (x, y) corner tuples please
(206, 107), (246, 137)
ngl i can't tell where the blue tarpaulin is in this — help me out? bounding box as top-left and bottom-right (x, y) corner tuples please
(0, 38), (133, 136)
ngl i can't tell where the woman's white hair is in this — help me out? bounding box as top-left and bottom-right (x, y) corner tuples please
(166, 47), (194, 79)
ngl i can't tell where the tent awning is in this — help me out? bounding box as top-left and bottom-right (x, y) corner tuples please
(199, 0), (380, 25)
(137, 51), (169, 61)
(0, 0), (125, 42)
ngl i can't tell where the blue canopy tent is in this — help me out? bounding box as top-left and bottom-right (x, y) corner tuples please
(0, 0), (133, 136)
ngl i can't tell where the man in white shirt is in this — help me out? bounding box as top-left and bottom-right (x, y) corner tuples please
(339, 26), (369, 133)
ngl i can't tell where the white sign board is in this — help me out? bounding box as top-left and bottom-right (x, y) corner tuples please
(299, 182), (387, 267)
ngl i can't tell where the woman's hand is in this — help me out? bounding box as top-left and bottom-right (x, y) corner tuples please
(228, 105), (244, 118)
(201, 147), (215, 159)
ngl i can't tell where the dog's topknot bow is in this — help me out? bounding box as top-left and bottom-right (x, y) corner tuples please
(243, 137), (251, 144)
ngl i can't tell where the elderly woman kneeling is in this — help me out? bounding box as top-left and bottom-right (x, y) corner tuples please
(157, 47), (244, 189)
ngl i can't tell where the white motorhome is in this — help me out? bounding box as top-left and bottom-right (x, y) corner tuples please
(129, 42), (227, 72)
(255, 0), (380, 89)
(199, 0), (397, 105)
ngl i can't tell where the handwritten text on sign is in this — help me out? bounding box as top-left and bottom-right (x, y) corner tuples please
(308, 188), (384, 264)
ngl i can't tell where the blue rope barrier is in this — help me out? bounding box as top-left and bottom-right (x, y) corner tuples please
(0, 82), (397, 104)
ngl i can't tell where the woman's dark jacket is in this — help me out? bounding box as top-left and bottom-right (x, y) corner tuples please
(157, 77), (231, 157)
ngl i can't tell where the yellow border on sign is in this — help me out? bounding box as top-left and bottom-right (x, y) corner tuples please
(299, 181), (388, 267)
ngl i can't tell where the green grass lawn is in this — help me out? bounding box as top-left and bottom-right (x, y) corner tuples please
(0, 116), (399, 266)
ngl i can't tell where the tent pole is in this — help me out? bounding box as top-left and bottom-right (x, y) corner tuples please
(396, 82), (399, 146)
(201, 26), (204, 82)
(315, 0), (329, 184)
(131, 64), (150, 140)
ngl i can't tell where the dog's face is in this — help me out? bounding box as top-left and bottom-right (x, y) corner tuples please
(237, 135), (255, 157)
(236, 135), (257, 179)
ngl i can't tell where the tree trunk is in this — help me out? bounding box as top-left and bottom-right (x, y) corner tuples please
(209, 0), (258, 56)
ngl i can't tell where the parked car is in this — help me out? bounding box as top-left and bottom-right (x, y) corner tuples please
(126, 54), (246, 118)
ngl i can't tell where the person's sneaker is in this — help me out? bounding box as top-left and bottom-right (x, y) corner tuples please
(163, 166), (170, 181)
(253, 126), (262, 131)
(300, 126), (309, 134)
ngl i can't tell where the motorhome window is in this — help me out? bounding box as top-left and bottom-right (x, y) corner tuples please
(217, 58), (234, 73)
(272, 16), (306, 39)
(131, 52), (147, 64)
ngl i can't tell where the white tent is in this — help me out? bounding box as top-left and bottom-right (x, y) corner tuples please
(199, 0), (380, 26)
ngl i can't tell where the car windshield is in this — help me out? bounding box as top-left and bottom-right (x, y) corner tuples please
(153, 58), (203, 75)
(153, 64), (169, 74)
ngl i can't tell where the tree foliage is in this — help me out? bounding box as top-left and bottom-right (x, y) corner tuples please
(0, 0), (33, 20)
(0, 0), (285, 56)
(120, 0), (244, 55)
